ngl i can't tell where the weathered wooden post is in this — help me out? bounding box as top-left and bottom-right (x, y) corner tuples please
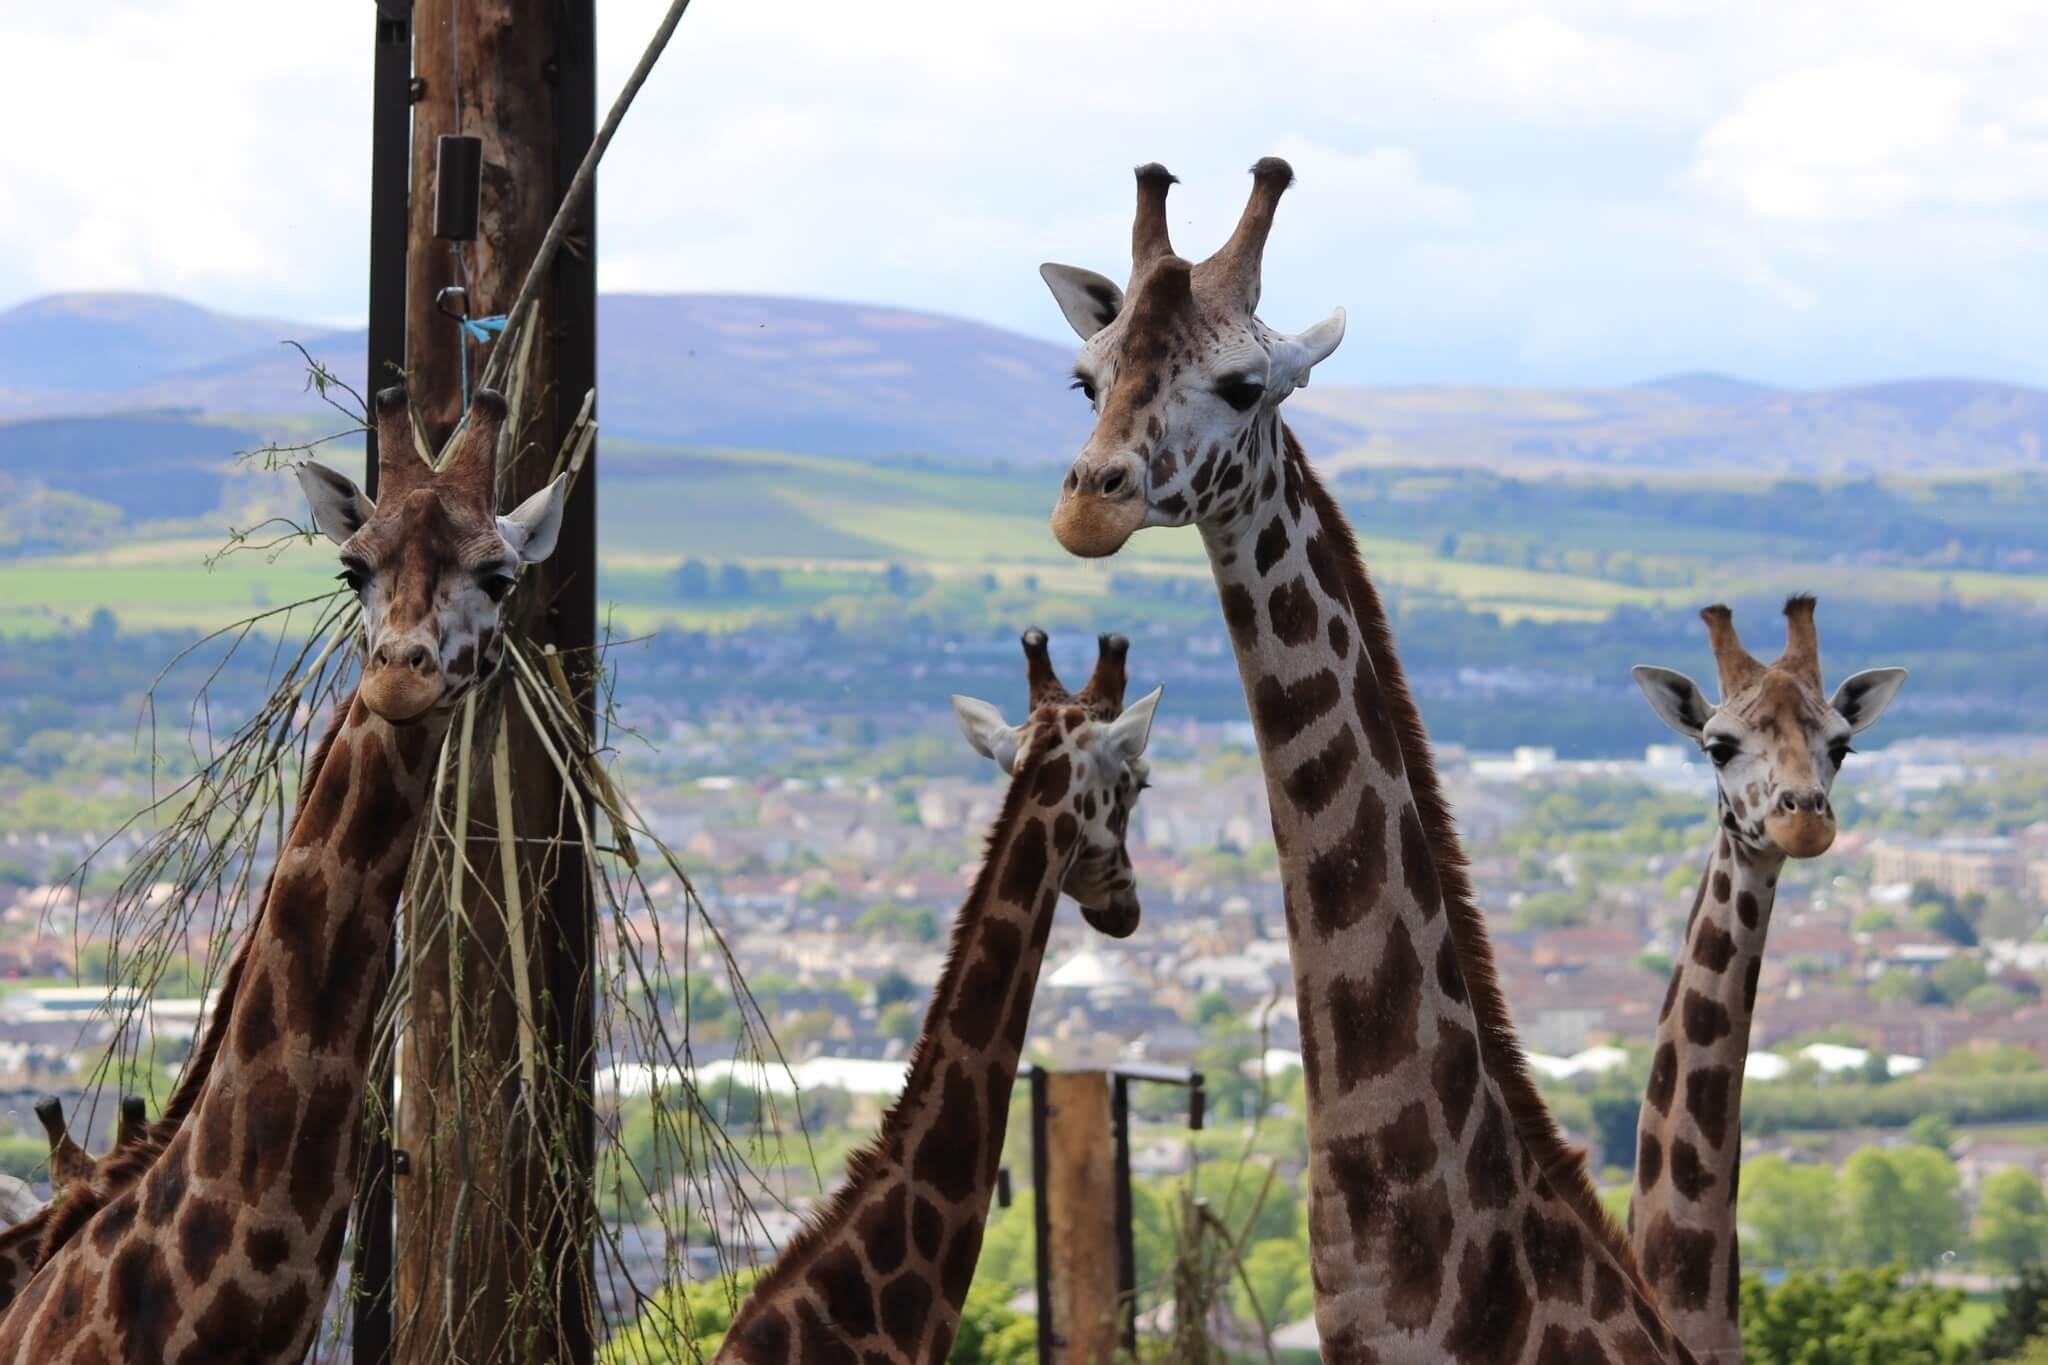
(392, 3), (597, 1362)
(1037, 1070), (1124, 1363)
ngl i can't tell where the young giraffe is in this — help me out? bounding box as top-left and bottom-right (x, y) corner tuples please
(0, 1101), (124, 1295)
(716, 631), (1163, 1364)
(0, 385), (567, 1363)
(34, 1099), (112, 1198)
(1042, 159), (1694, 1362)
(1628, 598), (1904, 1362)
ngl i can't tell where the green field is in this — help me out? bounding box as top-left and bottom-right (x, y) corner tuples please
(4, 442), (2046, 637)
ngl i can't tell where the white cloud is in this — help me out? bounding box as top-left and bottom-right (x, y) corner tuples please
(1689, 60), (2048, 221)
(0, 2), (365, 321)
(5, 0), (2048, 385)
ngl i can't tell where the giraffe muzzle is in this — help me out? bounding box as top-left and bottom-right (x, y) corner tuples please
(363, 638), (447, 721)
(1766, 790), (1835, 858)
(1052, 453), (1147, 558)
(1079, 895), (1142, 939)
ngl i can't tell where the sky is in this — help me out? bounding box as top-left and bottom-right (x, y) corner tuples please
(4, 0), (2048, 388)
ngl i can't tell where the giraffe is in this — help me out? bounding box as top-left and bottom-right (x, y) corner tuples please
(0, 698), (355, 1316)
(1626, 597), (1905, 1362)
(1040, 158), (1694, 1362)
(716, 630), (1163, 1364)
(33, 1100), (105, 1198)
(0, 1101), (107, 1298)
(0, 383), (567, 1363)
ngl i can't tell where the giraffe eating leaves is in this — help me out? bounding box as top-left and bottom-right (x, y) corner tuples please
(0, 385), (565, 1364)
(1627, 598), (1904, 1363)
(1042, 158), (1696, 1362)
(717, 631), (1161, 1365)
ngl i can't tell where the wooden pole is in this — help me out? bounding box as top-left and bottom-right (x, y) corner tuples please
(393, 3), (596, 1361)
(352, 4), (413, 1358)
(1042, 1071), (1124, 1364)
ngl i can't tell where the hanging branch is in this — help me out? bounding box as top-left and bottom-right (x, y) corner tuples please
(478, 0), (694, 395)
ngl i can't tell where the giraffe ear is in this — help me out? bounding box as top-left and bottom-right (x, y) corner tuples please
(1831, 667), (1906, 734)
(296, 462), (374, 545)
(1269, 308), (1346, 395)
(1040, 263), (1124, 340)
(499, 474), (569, 564)
(1632, 665), (1714, 739)
(1105, 685), (1163, 762)
(951, 695), (1023, 774)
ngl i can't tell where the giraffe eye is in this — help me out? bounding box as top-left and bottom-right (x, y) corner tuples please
(336, 559), (370, 595)
(478, 573), (516, 603)
(1704, 738), (1739, 768)
(1828, 740), (1854, 766)
(1217, 378), (1266, 412)
(1070, 375), (1098, 405)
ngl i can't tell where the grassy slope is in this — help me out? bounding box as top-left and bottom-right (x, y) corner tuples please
(4, 441), (2046, 636)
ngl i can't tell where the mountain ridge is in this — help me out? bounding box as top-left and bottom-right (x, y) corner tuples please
(3, 290), (2047, 475)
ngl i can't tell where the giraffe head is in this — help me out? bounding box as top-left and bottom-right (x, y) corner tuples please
(1040, 158), (1346, 557)
(1633, 596), (1906, 859)
(951, 630), (1162, 937)
(296, 386), (567, 722)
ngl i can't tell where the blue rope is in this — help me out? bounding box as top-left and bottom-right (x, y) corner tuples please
(456, 313), (507, 408)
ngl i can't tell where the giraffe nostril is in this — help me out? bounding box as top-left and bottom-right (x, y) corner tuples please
(1065, 469), (1080, 493)
(1777, 792), (1798, 814)
(1101, 469), (1125, 497)
(403, 644), (433, 673)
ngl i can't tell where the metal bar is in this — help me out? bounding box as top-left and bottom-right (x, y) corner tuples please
(1030, 1067), (1054, 1365)
(545, 4), (599, 1359)
(352, 7), (411, 1360)
(1111, 1074), (1137, 1357)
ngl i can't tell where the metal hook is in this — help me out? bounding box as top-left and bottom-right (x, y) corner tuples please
(434, 284), (470, 323)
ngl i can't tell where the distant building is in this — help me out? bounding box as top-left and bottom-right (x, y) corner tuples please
(1868, 835), (2023, 898)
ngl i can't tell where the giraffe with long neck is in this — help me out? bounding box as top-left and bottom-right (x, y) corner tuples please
(717, 631), (1163, 1364)
(1627, 598), (1904, 1362)
(0, 385), (567, 1363)
(1042, 159), (1693, 1362)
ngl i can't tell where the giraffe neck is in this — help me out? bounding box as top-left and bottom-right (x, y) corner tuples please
(719, 750), (1078, 1365)
(19, 697), (351, 1292)
(1199, 421), (1683, 1361)
(0, 693), (446, 1363)
(1631, 831), (1781, 1364)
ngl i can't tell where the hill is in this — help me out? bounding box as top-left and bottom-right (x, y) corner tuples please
(5, 291), (2048, 475)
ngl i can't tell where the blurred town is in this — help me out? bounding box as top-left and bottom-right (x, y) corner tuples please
(5, 656), (2046, 1335)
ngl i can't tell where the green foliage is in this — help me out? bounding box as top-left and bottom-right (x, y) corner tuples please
(598, 1271), (756, 1363)
(855, 903), (938, 943)
(1909, 1114), (1957, 1151)
(1192, 991), (1237, 1029)
(1741, 1156), (1841, 1268)
(1588, 1082), (1644, 1171)
(1932, 1047), (2046, 1079)
(1745, 1073), (2048, 1134)
(1979, 1171), (2048, 1274)
(1842, 1147), (1965, 1270)
(1740, 1266), (1970, 1364)
(0, 1136), (49, 1184)
(1976, 1265), (2048, 1361)
(1933, 956), (1993, 1005)
(951, 1284), (1037, 1364)
(872, 969), (919, 1009)
(1232, 1235), (1315, 1330)
(876, 1001), (919, 1044)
